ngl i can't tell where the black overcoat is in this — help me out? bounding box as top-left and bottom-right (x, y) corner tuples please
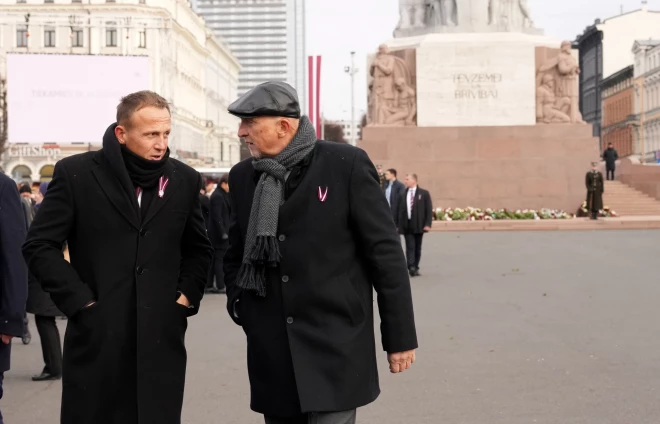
(398, 187), (433, 235)
(22, 149), (213, 424)
(0, 173), (28, 372)
(224, 141), (418, 417)
(208, 188), (231, 248)
(384, 179), (406, 227)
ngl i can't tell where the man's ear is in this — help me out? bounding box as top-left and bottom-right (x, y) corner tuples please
(277, 118), (291, 138)
(115, 125), (127, 144)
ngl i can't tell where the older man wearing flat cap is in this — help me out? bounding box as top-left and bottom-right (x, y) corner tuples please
(223, 81), (418, 424)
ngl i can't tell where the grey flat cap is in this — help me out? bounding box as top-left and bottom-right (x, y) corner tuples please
(228, 81), (300, 119)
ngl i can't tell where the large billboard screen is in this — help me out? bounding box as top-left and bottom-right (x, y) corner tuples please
(7, 54), (150, 144)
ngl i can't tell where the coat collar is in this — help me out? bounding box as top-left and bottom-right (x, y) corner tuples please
(91, 151), (181, 229)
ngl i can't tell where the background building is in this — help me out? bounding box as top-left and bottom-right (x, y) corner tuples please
(0, 0), (241, 183)
(192, 0), (306, 108)
(575, 2), (660, 142)
(632, 39), (660, 162)
(601, 65), (634, 157)
(335, 119), (361, 145)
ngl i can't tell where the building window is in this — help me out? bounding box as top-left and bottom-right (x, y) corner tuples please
(72, 0), (81, 2)
(106, 28), (117, 47)
(44, 0), (53, 2)
(140, 0), (146, 4)
(72, 28), (83, 47)
(44, 27), (56, 47)
(138, 30), (146, 48)
(17, 26), (28, 47)
(16, 0), (26, 3)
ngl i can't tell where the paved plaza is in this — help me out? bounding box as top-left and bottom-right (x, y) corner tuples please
(3, 230), (660, 424)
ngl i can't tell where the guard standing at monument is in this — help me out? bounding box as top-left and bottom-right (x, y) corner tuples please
(23, 90), (213, 424)
(585, 162), (604, 220)
(224, 81), (418, 424)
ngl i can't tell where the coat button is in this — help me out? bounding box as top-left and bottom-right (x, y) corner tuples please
(281, 275), (289, 283)
(139, 228), (147, 237)
(278, 234), (286, 242)
(286, 317), (294, 324)
(136, 266), (144, 275)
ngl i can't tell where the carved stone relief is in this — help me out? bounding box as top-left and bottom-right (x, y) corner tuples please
(367, 45), (417, 126)
(535, 41), (586, 125)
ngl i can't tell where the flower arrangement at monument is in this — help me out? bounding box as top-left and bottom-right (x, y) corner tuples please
(575, 202), (618, 218)
(435, 207), (574, 221)
(435, 205), (618, 221)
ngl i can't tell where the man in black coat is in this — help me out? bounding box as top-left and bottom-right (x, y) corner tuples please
(0, 172), (29, 423)
(398, 174), (433, 277)
(224, 81), (418, 424)
(602, 142), (618, 181)
(23, 91), (213, 424)
(208, 173), (231, 294)
(383, 168), (406, 228)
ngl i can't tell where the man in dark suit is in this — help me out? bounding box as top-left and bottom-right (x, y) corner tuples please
(383, 168), (405, 228)
(0, 172), (29, 424)
(224, 81), (418, 424)
(208, 173), (231, 294)
(602, 142), (618, 181)
(398, 174), (433, 277)
(23, 91), (213, 424)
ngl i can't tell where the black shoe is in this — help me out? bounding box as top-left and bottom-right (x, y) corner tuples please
(22, 329), (31, 345)
(204, 287), (220, 294)
(32, 372), (62, 382)
(216, 287), (227, 294)
(412, 268), (421, 277)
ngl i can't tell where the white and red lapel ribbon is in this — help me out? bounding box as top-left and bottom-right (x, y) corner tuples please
(135, 176), (170, 207)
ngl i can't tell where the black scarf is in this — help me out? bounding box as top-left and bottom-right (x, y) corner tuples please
(121, 144), (169, 189)
(102, 123), (170, 217)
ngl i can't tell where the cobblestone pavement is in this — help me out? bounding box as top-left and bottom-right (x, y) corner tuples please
(3, 230), (659, 424)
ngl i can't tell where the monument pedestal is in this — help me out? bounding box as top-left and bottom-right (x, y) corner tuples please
(360, 124), (599, 211)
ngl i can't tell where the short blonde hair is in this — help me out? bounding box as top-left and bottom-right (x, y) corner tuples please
(117, 91), (170, 127)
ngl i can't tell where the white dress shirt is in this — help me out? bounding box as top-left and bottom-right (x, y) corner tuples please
(407, 186), (416, 220)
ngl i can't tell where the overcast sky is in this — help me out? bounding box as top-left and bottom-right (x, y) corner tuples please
(305, 0), (660, 121)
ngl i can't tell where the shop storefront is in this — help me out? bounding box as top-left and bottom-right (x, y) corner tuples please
(1, 144), (92, 183)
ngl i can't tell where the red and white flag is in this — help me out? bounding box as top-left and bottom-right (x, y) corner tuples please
(308, 55), (322, 138)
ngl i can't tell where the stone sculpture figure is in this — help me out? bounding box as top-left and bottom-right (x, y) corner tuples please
(489, 0), (533, 29)
(428, 0), (457, 26)
(536, 41), (586, 124)
(397, 0), (426, 29)
(536, 74), (571, 124)
(385, 78), (417, 126)
(368, 45), (415, 126)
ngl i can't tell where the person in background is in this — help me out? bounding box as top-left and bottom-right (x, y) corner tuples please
(398, 174), (433, 277)
(199, 181), (216, 293)
(0, 172), (29, 423)
(375, 164), (386, 189)
(383, 168), (406, 229)
(34, 182), (49, 212)
(205, 181), (216, 197)
(586, 161), (604, 220)
(17, 185), (35, 345)
(224, 81), (417, 424)
(26, 181), (64, 382)
(208, 173), (230, 294)
(602, 142), (618, 181)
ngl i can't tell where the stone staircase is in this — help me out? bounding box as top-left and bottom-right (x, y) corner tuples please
(603, 181), (660, 216)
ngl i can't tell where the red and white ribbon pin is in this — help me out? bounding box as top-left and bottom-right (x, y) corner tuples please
(158, 176), (169, 198)
(318, 186), (328, 202)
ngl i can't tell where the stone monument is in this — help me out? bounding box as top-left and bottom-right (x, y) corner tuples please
(359, 4), (600, 211)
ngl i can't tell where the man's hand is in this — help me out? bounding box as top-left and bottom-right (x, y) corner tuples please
(387, 350), (416, 373)
(423, 226), (432, 232)
(176, 293), (190, 308)
(1, 335), (13, 345)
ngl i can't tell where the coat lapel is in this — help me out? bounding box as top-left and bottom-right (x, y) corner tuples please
(91, 153), (141, 230)
(142, 161), (182, 227)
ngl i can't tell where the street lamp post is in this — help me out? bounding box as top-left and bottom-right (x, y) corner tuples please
(344, 52), (358, 146)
